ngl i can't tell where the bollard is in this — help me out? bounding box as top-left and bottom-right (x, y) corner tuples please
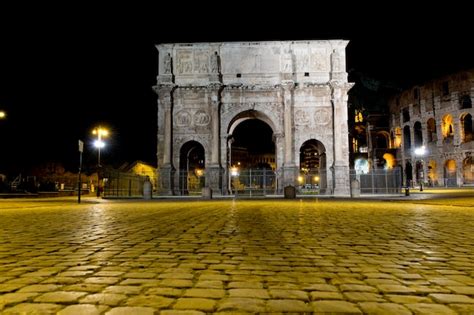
(405, 187), (410, 196)
(350, 179), (360, 198)
(143, 178), (152, 200)
(202, 187), (212, 199)
(284, 185), (296, 199)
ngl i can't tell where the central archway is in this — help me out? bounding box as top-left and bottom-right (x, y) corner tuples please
(227, 110), (277, 195)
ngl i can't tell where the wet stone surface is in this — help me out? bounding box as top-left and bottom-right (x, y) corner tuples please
(0, 198), (474, 313)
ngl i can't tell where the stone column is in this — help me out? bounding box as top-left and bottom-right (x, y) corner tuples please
(436, 118), (444, 146)
(331, 81), (351, 196)
(206, 84), (223, 194)
(281, 81), (298, 188)
(153, 85), (176, 195)
(453, 119), (461, 145)
(273, 132), (285, 193)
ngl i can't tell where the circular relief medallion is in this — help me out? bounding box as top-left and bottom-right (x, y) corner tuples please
(175, 110), (191, 126)
(314, 108), (331, 125)
(295, 109), (310, 126)
(193, 110), (210, 126)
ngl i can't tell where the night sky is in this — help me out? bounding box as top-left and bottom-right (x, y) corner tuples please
(0, 6), (472, 175)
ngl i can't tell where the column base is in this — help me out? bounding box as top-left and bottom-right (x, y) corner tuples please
(282, 165), (298, 188)
(206, 165), (223, 195)
(159, 164), (175, 195)
(333, 164), (350, 196)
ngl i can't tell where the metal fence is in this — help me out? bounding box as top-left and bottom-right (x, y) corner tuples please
(350, 168), (402, 194)
(176, 170), (205, 196)
(103, 170), (147, 197)
(296, 170), (327, 195)
(231, 169), (277, 197)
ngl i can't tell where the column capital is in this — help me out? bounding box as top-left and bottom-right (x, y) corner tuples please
(207, 83), (223, 106)
(329, 81), (354, 91)
(281, 80), (295, 91)
(154, 84), (176, 107)
(272, 132), (285, 141)
(153, 84), (176, 96)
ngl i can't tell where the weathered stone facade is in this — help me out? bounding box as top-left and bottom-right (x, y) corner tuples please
(389, 69), (474, 186)
(153, 40), (352, 195)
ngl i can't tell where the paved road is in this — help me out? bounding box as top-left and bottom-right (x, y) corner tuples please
(0, 198), (473, 314)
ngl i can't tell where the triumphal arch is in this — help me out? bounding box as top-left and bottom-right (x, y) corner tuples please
(153, 40), (352, 196)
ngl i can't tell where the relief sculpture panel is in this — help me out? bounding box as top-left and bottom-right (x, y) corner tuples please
(314, 108), (331, 126)
(295, 109), (310, 126)
(311, 50), (329, 71)
(176, 50), (193, 74)
(194, 52), (209, 73)
(175, 110), (192, 127)
(194, 110), (211, 126)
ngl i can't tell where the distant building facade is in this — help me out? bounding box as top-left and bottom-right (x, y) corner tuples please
(231, 146), (276, 170)
(348, 73), (400, 175)
(153, 40), (353, 195)
(120, 161), (158, 191)
(389, 69), (474, 186)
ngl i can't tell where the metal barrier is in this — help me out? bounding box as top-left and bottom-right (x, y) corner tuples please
(350, 168), (402, 194)
(176, 170), (205, 196)
(231, 169), (277, 197)
(296, 170), (327, 195)
(103, 171), (146, 197)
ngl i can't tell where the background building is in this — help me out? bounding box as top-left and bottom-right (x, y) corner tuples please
(389, 69), (474, 186)
(348, 72), (400, 174)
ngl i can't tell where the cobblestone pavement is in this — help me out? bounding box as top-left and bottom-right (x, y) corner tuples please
(1, 198), (474, 314)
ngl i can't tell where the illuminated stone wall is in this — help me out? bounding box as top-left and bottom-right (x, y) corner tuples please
(389, 69), (474, 186)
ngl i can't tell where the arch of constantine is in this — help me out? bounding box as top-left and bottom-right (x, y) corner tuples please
(153, 40), (352, 196)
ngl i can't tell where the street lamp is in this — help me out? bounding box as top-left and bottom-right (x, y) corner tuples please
(0, 111), (6, 119)
(92, 126), (109, 196)
(414, 145), (426, 191)
(313, 175), (320, 189)
(92, 127), (109, 167)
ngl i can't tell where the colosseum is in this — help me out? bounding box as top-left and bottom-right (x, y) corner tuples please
(389, 69), (473, 187)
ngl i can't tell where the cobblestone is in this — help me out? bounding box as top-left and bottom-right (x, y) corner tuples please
(33, 290), (87, 303)
(57, 304), (106, 315)
(1, 198), (474, 313)
(80, 293), (127, 305)
(0, 292), (38, 305)
(216, 297), (266, 313)
(359, 302), (412, 315)
(3, 303), (63, 314)
(173, 298), (216, 311)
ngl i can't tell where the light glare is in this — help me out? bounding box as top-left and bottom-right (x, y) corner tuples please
(414, 146), (426, 156)
(94, 140), (105, 148)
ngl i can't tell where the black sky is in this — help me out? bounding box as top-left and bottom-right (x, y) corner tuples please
(0, 5), (472, 174)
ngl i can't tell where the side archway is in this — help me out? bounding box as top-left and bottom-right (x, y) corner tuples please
(444, 159), (457, 187)
(178, 141), (205, 195)
(462, 157), (473, 185)
(299, 139), (327, 192)
(461, 113), (473, 143)
(403, 126), (411, 151)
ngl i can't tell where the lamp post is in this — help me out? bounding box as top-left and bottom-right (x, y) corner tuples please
(92, 127), (108, 167)
(414, 145), (426, 192)
(92, 127), (109, 196)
